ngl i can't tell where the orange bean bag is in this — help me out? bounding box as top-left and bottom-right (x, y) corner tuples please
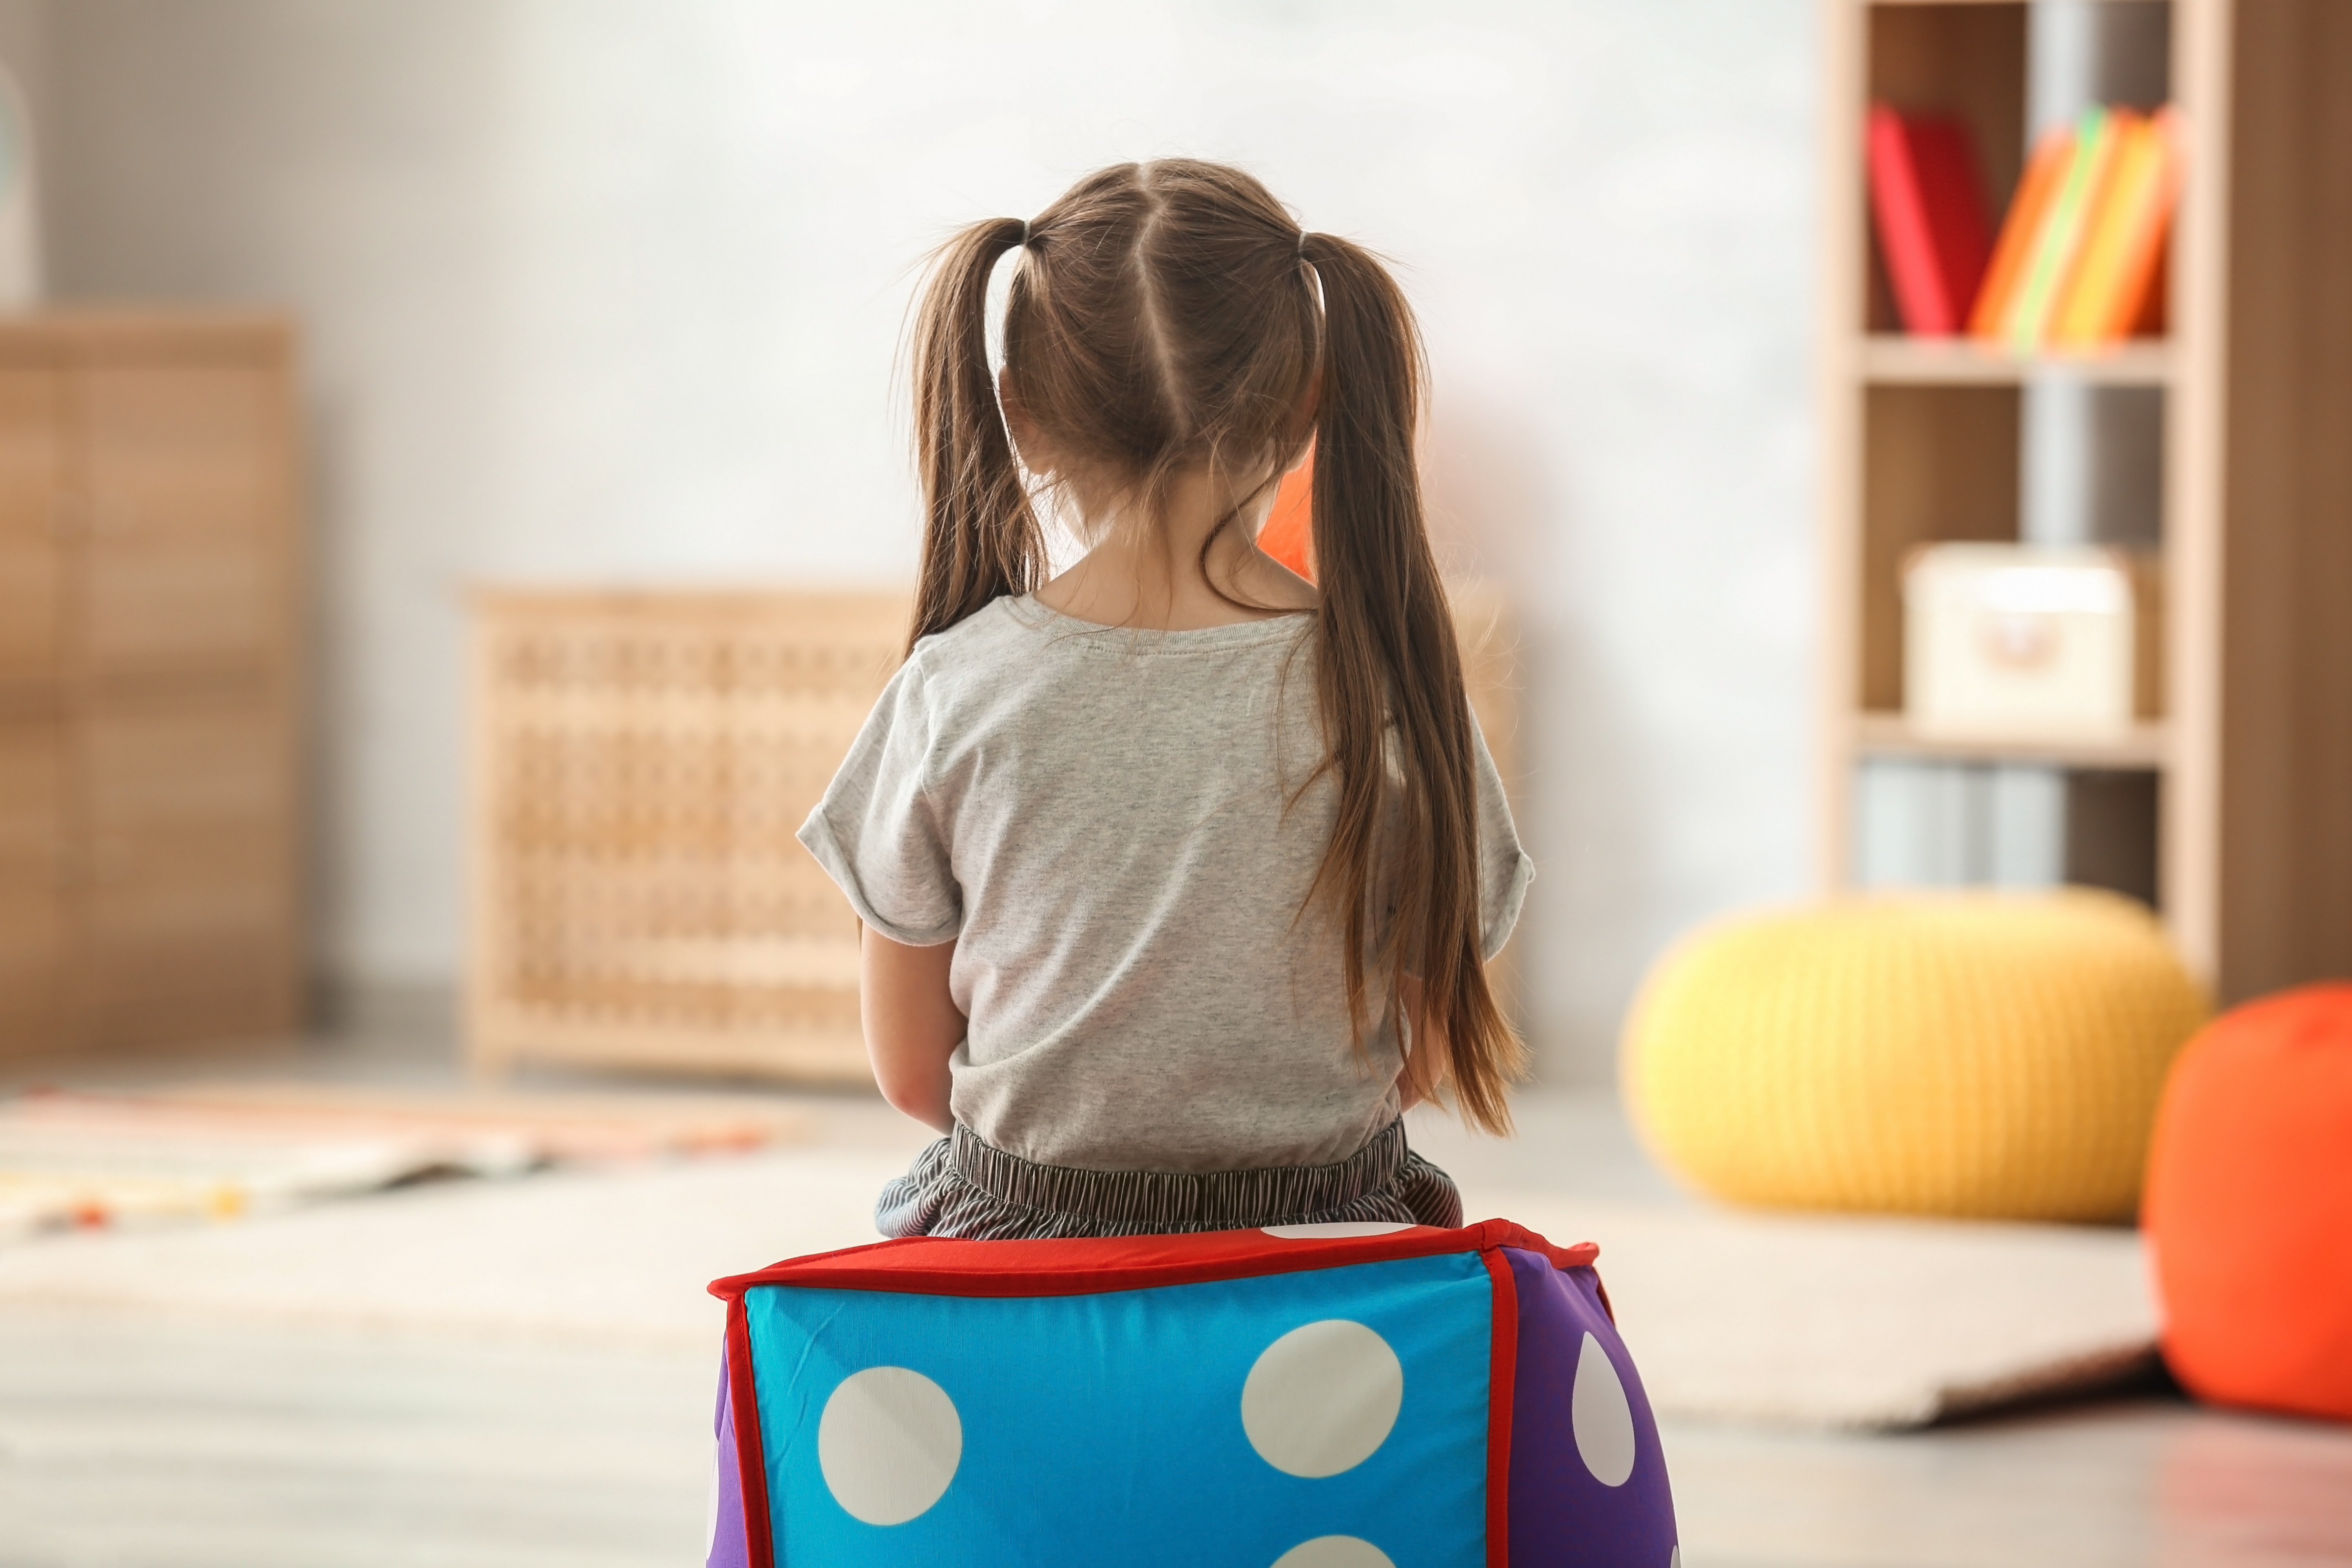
(2143, 983), (2352, 1421)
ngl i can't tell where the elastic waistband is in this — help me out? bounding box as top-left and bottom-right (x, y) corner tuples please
(950, 1119), (1410, 1230)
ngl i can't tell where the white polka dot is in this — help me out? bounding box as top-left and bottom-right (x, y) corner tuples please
(1241, 1319), (1403, 1477)
(1270, 1536), (1396, 1568)
(817, 1367), (961, 1525)
(1261, 1221), (1417, 1239)
(1571, 1331), (1637, 1487)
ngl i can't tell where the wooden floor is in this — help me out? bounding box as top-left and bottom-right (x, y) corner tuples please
(1668, 1397), (2352, 1567)
(3, 1036), (2349, 1567)
(0, 1313), (713, 1568)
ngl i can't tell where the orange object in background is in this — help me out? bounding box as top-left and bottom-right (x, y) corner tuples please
(2144, 983), (2352, 1423)
(1260, 450), (1314, 581)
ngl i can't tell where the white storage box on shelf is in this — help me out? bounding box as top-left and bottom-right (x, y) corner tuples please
(1902, 544), (2161, 741)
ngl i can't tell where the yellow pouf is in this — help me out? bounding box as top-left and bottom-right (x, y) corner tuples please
(1622, 890), (2207, 1222)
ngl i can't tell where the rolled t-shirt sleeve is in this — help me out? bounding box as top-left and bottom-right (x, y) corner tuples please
(1472, 715), (1533, 961)
(797, 659), (962, 947)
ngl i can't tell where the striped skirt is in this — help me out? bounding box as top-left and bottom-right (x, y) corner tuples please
(873, 1118), (1463, 1240)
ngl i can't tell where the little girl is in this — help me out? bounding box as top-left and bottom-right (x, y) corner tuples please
(800, 159), (1532, 1239)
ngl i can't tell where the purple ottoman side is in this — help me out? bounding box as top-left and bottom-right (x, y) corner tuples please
(708, 1353), (751, 1568)
(1505, 1247), (1679, 1566)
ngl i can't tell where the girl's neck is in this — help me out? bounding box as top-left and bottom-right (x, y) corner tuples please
(1033, 468), (1316, 631)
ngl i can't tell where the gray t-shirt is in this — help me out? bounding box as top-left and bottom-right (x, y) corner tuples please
(798, 595), (1532, 1173)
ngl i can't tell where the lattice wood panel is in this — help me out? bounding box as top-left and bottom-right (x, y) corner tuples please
(468, 592), (907, 1083)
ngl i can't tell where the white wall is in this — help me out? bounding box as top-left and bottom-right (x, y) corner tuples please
(0, 0), (50, 235)
(42, 0), (1818, 1081)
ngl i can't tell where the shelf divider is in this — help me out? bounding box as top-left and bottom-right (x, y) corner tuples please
(1857, 335), (2176, 387)
(1848, 711), (2170, 770)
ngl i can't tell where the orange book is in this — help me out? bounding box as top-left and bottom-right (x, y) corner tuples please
(1260, 449), (1314, 580)
(2053, 111), (2176, 345)
(2100, 106), (2185, 341)
(1968, 125), (2074, 340)
(2003, 107), (2122, 348)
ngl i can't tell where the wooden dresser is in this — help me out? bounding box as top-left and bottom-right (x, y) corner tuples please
(0, 314), (304, 1059)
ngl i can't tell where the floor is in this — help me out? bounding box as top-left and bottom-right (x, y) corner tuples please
(3, 1029), (2349, 1568)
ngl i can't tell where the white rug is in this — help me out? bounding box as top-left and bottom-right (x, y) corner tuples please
(0, 1150), (2155, 1431)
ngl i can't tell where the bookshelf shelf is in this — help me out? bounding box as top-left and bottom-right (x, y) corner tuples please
(1849, 713), (2169, 770)
(1818, 0), (2352, 1003)
(1869, 0), (2160, 8)
(1858, 334), (2174, 385)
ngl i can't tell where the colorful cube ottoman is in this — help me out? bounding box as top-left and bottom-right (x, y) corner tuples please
(706, 1219), (1678, 1567)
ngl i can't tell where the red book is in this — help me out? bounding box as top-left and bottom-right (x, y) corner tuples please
(1867, 105), (1996, 336)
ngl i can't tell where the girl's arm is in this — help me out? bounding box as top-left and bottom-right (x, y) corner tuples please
(860, 926), (965, 1134)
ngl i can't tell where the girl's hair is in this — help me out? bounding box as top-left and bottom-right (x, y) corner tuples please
(908, 159), (1525, 1134)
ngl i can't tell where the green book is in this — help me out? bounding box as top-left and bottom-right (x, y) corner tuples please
(2007, 106), (2114, 351)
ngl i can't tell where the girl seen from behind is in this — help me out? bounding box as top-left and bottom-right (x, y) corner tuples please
(799, 159), (1532, 1239)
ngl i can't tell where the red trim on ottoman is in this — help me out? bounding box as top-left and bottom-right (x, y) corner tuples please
(709, 1218), (1595, 1304)
(725, 1297), (777, 1568)
(1481, 1248), (1519, 1568)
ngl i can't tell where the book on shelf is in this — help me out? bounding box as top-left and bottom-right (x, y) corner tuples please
(2000, 107), (2123, 348)
(1866, 104), (1994, 336)
(2053, 107), (2183, 345)
(1967, 126), (2073, 339)
(1963, 104), (2182, 352)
